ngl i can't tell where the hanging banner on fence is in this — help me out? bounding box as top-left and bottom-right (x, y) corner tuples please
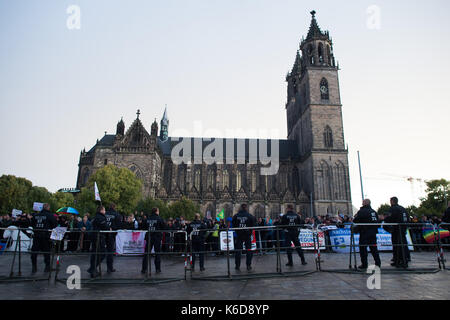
(298, 229), (326, 250)
(220, 231), (234, 251)
(11, 209), (22, 218)
(328, 228), (414, 253)
(243, 230), (257, 251)
(33, 202), (44, 212)
(115, 230), (148, 255)
(50, 227), (67, 241)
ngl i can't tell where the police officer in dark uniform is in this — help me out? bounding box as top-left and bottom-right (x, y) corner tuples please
(141, 207), (165, 273)
(30, 203), (57, 273)
(104, 203), (120, 273)
(281, 204), (307, 266)
(87, 205), (109, 278)
(187, 213), (207, 271)
(385, 197), (409, 268)
(353, 199), (381, 269)
(232, 204), (256, 271)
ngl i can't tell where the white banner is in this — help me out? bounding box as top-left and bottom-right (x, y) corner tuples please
(115, 230), (150, 255)
(329, 228), (414, 253)
(298, 229), (326, 250)
(11, 209), (22, 218)
(220, 231), (234, 251)
(50, 227), (67, 241)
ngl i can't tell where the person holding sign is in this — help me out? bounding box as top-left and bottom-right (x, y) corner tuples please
(30, 203), (57, 273)
(232, 204), (256, 271)
(281, 204), (307, 266)
(353, 199), (381, 270)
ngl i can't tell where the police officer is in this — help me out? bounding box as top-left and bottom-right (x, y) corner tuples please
(353, 199), (381, 269)
(281, 204), (307, 266)
(30, 203), (57, 273)
(187, 213), (207, 271)
(105, 203), (120, 273)
(385, 197), (409, 268)
(87, 205), (109, 278)
(232, 204), (256, 271)
(141, 207), (165, 274)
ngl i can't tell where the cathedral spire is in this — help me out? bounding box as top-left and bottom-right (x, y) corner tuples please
(305, 10), (328, 41)
(160, 105), (169, 141)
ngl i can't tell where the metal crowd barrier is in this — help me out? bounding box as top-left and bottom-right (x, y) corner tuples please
(317, 222), (442, 274)
(437, 222), (449, 270)
(188, 225), (318, 281)
(1, 221), (447, 285)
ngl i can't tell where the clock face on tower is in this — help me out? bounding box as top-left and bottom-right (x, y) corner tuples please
(320, 85), (328, 94)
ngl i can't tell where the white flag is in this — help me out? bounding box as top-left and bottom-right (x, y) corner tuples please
(94, 181), (101, 201)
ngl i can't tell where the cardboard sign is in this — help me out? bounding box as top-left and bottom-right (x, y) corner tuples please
(33, 202), (44, 212)
(11, 209), (22, 218)
(50, 227), (67, 241)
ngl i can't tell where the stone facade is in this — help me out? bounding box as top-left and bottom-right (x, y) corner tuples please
(76, 11), (352, 218)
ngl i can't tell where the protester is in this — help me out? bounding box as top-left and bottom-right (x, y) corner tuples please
(187, 213), (207, 271)
(105, 203), (121, 273)
(78, 215), (92, 252)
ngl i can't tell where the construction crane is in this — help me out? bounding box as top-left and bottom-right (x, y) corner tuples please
(381, 173), (427, 205)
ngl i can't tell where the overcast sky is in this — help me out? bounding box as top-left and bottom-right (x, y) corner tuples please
(1, 0), (449, 211)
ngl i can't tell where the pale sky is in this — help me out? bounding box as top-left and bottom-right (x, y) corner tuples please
(1, 0), (449, 211)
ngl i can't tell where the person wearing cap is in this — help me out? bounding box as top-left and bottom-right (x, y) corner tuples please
(232, 204), (256, 271)
(281, 204), (307, 266)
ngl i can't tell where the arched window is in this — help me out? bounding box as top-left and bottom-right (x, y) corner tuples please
(318, 43), (324, 63)
(82, 168), (90, 186)
(194, 169), (201, 191)
(222, 169), (229, 190)
(236, 171), (242, 192)
(207, 168), (215, 190)
(320, 78), (329, 100)
(177, 164), (186, 192)
(251, 171), (257, 192)
(324, 126), (333, 149)
(327, 45), (331, 65)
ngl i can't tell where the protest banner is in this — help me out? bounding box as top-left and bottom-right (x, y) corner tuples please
(220, 231), (234, 251)
(11, 209), (22, 218)
(115, 230), (150, 255)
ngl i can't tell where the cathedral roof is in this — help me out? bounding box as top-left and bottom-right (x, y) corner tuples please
(304, 10), (329, 42)
(87, 134), (116, 153)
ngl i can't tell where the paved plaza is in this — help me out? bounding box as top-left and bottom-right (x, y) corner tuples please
(0, 249), (448, 300)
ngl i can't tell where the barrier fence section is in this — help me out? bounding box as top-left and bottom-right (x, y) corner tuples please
(0, 221), (448, 283)
(188, 225), (318, 281)
(317, 222), (442, 274)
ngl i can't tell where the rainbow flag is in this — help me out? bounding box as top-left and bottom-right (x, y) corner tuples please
(422, 228), (450, 244)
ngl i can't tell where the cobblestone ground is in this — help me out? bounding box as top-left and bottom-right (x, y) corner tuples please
(0, 250), (448, 300)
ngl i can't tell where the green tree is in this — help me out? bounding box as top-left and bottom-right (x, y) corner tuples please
(135, 198), (170, 218)
(417, 179), (449, 217)
(0, 175), (33, 213)
(76, 164), (143, 214)
(51, 192), (75, 210)
(376, 203), (391, 215)
(168, 197), (200, 221)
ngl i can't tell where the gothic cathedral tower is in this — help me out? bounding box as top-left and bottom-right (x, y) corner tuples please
(286, 11), (352, 216)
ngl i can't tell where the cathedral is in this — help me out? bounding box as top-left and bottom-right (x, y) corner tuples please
(76, 11), (352, 219)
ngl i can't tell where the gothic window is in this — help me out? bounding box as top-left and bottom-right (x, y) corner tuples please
(104, 159), (108, 165)
(222, 169), (229, 190)
(194, 169), (201, 191)
(270, 204), (281, 220)
(251, 171), (257, 193)
(320, 78), (329, 100)
(324, 126), (333, 149)
(236, 171), (242, 192)
(318, 43), (324, 63)
(207, 168), (215, 190)
(254, 205), (265, 219)
(163, 163), (172, 191)
(177, 164), (186, 192)
(327, 45), (331, 65)
(319, 161), (332, 200)
(307, 44), (314, 65)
